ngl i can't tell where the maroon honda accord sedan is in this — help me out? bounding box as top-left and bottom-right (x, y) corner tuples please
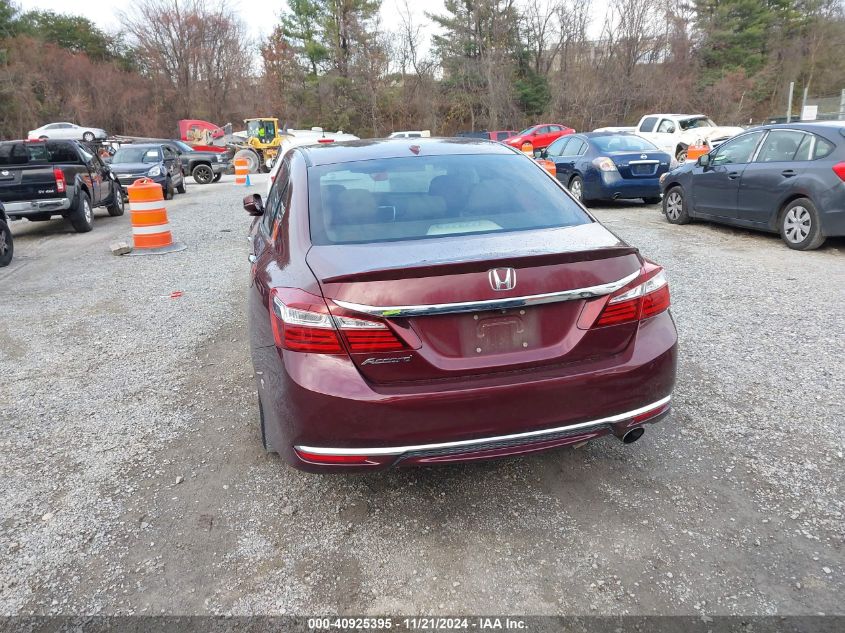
(245, 138), (677, 472)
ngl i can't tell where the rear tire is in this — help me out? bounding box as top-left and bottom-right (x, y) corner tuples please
(82, 131), (95, 142)
(68, 191), (94, 233)
(192, 163), (214, 184)
(106, 184), (125, 216)
(176, 178), (186, 194)
(0, 219), (13, 267)
(164, 178), (174, 200)
(780, 198), (825, 251)
(663, 186), (690, 224)
(569, 175), (585, 203)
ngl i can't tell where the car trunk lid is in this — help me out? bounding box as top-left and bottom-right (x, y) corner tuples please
(307, 224), (643, 384)
(610, 151), (671, 179)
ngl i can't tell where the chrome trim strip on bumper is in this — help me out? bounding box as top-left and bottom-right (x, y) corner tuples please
(5, 198), (71, 213)
(296, 395), (671, 457)
(333, 270), (640, 318)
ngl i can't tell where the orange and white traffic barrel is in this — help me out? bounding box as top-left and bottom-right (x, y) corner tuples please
(521, 142), (534, 156)
(234, 158), (249, 185)
(126, 178), (185, 255)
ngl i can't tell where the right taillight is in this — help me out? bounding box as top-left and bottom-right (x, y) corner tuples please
(269, 289), (406, 354)
(833, 162), (845, 181)
(53, 168), (66, 193)
(593, 268), (670, 328)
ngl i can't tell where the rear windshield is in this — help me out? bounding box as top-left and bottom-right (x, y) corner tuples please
(0, 142), (80, 165)
(592, 135), (659, 152)
(308, 154), (591, 245)
(113, 147), (161, 164)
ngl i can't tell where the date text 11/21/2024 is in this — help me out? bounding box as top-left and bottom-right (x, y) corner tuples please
(307, 617), (527, 630)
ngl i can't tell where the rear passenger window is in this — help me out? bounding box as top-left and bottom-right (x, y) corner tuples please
(640, 117), (658, 133)
(755, 130), (806, 162)
(793, 134), (813, 161)
(814, 136), (834, 159)
(564, 140), (586, 156)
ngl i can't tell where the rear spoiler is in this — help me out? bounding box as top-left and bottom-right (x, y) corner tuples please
(320, 246), (639, 284)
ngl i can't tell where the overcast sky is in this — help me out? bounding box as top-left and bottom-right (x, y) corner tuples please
(16, 0), (450, 48)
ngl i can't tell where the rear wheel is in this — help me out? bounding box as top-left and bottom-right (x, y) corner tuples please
(192, 163), (214, 184)
(0, 219), (13, 267)
(663, 186), (690, 224)
(568, 175), (585, 203)
(82, 131), (95, 142)
(106, 184), (125, 216)
(68, 191), (94, 232)
(164, 178), (174, 200)
(676, 146), (688, 163)
(176, 177), (186, 194)
(780, 198), (825, 251)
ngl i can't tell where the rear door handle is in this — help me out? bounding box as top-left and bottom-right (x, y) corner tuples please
(728, 172), (739, 179)
(781, 169), (796, 177)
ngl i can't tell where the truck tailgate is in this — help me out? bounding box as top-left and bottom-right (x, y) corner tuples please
(0, 166), (61, 203)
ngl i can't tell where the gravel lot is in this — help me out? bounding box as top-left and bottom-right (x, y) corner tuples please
(0, 175), (843, 616)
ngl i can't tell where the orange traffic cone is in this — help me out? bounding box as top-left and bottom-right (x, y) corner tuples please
(126, 178), (186, 255)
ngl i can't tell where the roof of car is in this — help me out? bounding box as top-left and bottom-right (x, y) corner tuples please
(119, 143), (163, 149)
(298, 137), (517, 167)
(757, 121), (845, 134)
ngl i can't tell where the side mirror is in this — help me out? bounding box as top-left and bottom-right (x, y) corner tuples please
(697, 154), (711, 167)
(539, 148), (548, 159)
(243, 194), (264, 216)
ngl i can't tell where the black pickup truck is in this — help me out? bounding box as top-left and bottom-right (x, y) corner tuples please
(0, 139), (124, 233)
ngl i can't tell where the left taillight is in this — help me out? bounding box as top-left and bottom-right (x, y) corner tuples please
(592, 267), (670, 328)
(53, 168), (66, 193)
(269, 289), (406, 354)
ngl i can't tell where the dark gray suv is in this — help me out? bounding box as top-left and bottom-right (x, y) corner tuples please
(660, 122), (845, 250)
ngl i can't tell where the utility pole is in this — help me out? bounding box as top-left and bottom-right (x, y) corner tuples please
(786, 82), (794, 123)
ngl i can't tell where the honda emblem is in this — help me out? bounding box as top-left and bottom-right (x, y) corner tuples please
(488, 267), (517, 291)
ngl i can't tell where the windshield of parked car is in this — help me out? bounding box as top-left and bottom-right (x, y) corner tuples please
(308, 154), (592, 245)
(679, 117), (716, 130)
(112, 147), (161, 164)
(592, 135), (659, 152)
(516, 126), (535, 136)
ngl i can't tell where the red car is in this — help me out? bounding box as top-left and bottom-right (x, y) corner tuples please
(245, 138), (677, 471)
(505, 124), (575, 151)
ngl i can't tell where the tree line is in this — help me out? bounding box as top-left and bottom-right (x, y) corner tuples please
(1, 0), (843, 141)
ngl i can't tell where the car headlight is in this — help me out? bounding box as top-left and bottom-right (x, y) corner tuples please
(147, 165), (161, 177)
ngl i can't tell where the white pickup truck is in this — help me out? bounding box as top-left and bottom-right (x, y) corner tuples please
(595, 114), (744, 161)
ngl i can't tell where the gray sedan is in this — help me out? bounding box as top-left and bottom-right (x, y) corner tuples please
(660, 121), (845, 250)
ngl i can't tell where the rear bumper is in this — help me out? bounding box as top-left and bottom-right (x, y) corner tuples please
(586, 173), (662, 201)
(257, 311), (678, 472)
(4, 198), (71, 218)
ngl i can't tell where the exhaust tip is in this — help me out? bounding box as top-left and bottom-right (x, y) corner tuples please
(622, 427), (644, 444)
